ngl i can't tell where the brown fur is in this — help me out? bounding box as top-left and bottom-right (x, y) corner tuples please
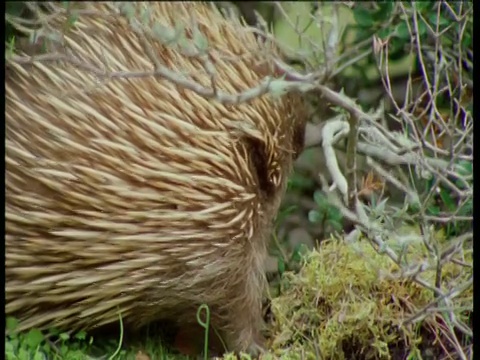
(5, 2), (306, 354)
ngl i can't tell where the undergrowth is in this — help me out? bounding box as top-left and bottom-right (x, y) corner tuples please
(6, 234), (471, 359)
(5, 318), (186, 360)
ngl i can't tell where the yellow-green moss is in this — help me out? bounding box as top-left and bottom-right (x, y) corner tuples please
(268, 238), (472, 360)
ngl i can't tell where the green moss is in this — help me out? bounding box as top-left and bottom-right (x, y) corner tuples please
(268, 238), (472, 359)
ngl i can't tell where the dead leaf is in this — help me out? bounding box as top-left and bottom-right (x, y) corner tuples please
(358, 171), (384, 198)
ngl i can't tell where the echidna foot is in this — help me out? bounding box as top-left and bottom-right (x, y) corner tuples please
(224, 323), (266, 357)
(245, 338), (266, 358)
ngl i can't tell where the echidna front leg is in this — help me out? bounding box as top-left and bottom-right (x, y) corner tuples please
(222, 300), (266, 356)
(220, 269), (267, 356)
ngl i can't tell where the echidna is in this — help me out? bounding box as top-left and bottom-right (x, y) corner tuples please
(5, 2), (306, 354)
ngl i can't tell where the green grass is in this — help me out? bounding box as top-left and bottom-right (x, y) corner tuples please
(5, 330), (188, 360)
(5, 303), (229, 360)
(5, 317), (189, 360)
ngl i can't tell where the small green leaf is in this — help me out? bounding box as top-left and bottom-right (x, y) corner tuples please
(395, 21), (410, 40)
(373, 2), (394, 21)
(277, 257), (286, 274)
(313, 190), (328, 211)
(377, 28), (391, 40)
(457, 160), (472, 176)
(290, 244), (305, 263)
(48, 327), (60, 336)
(374, 198), (389, 214)
(9, 338), (19, 350)
(308, 210), (322, 223)
(326, 219), (343, 232)
(288, 172), (314, 191)
(354, 27), (375, 43)
(5, 340), (15, 354)
(408, 202), (420, 214)
(59, 332), (70, 341)
(427, 205), (440, 216)
(388, 37), (406, 60)
(326, 206), (343, 223)
(424, 176), (436, 192)
(454, 178), (469, 191)
(428, 13), (450, 28)
(414, 2), (434, 12)
(26, 329), (44, 350)
(462, 33), (472, 48)
(439, 188), (455, 212)
(457, 200), (473, 217)
(353, 6), (374, 27)
(18, 347), (30, 360)
(75, 330), (87, 341)
(33, 351), (45, 360)
(6, 317), (19, 332)
(418, 18), (428, 37)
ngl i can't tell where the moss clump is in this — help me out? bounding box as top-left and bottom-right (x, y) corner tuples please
(268, 238), (472, 360)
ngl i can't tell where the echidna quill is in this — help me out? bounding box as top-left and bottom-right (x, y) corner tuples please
(5, 2), (306, 354)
